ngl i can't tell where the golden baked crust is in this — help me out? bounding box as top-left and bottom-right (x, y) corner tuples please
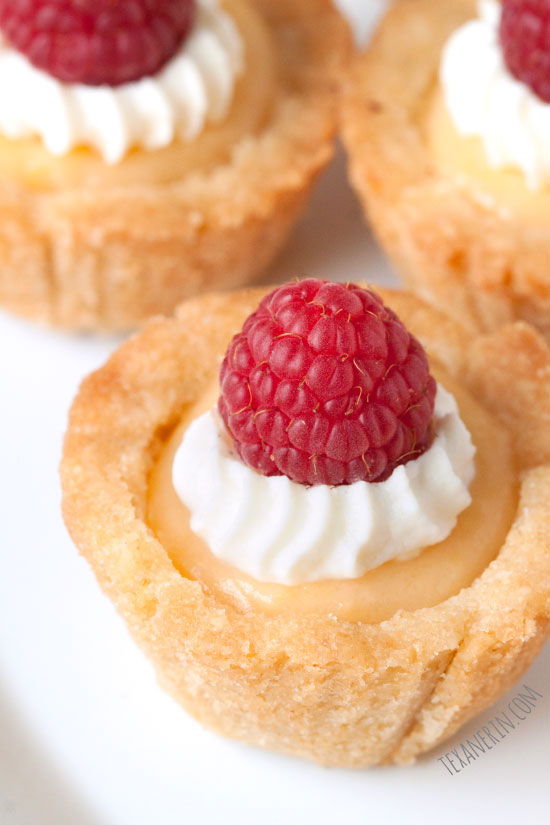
(0, 0), (350, 331)
(60, 287), (550, 767)
(340, 0), (550, 344)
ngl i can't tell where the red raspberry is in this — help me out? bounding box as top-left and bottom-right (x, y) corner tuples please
(500, 0), (550, 102)
(218, 280), (436, 486)
(0, 0), (195, 87)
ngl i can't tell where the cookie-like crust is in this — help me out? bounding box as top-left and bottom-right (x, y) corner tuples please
(341, 0), (550, 344)
(0, 0), (350, 331)
(61, 287), (550, 767)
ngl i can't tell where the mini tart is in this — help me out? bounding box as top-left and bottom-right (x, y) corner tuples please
(341, 0), (550, 345)
(61, 287), (550, 768)
(0, 0), (350, 331)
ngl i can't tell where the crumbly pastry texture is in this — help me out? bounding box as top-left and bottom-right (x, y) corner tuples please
(341, 0), (550, 345)
(0, 0), (350, 330)
(61, 287), (550, 767)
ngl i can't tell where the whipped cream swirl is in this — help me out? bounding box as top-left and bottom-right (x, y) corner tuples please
(440, 0), (550, 190)
(173, 385), (476, 585)
(0, 0), (244, 163)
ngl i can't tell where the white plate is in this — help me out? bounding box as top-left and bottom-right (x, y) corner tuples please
(1, 3), (548, 824)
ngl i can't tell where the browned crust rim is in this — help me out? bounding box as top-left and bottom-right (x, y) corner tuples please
(0, 0), (351, 329)
(340, 0), (550, 343)
(60, 286), (550, 767)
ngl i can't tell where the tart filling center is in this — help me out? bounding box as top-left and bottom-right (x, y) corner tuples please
(173, 384), (475, 584)
(0, 0), (275, 189)
(0, 0), (279, 177)
(438, 0), (550, 192)
(147, 369), (517, 623)
(146, 281), (518, 622)
(0, 0), (244, 163)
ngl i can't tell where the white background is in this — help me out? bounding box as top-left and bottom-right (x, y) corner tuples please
(1, 2), (548, 823)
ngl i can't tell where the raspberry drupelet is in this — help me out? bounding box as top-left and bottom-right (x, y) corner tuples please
(500, 0), (550, 103)
(0, 0), (195, 87)
(218, 280), (436, 486)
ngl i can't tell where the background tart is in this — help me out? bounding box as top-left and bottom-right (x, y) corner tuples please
(341, 0), (550, 344)
(61, 286), (550, 767)
(0, 0), (350, 331)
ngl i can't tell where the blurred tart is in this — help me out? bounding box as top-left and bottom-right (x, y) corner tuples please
(61, 281), (550, 767)
(342, 0), (550, 343)
(0, 0), (350, 330)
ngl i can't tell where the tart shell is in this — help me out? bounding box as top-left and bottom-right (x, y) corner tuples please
(60, 287), (550, 767)
(0, 0), (350, 331)
(341, 0), (550, 344)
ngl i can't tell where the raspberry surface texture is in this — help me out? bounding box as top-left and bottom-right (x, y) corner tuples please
(500, 0), (550, 102)
(218, 280), (436, 486)
(0, 0), (195, 87)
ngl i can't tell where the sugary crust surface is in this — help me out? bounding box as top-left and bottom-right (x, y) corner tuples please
(61, 287), (550, 767)
(340, 0), (550, 344)
(0, 0), (350, 331)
